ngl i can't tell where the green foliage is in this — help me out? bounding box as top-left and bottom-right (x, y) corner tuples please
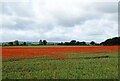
(14, 40), (19, 46)
(39, 40), (43, 45)
(8, 42), (13, 46)
(79, 41), (87, 45)
(90, 41), (96, 45)
(70, 40), (76, 45)
(43, 40), (47, 45)
(100, 37), (120, 46)
(58, 40), (87, 46)
(23, 42), (26, 46)
(39, 40), (47, 45)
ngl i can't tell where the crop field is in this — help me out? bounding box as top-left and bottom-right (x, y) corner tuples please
(1, 46), (119, 79)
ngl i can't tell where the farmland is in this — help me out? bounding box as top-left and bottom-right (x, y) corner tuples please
(1, 46), (119, 79)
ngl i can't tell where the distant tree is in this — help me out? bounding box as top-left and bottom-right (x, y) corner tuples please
(2, 44), (7, 46)
(58, 42), (64, 45)
(75, 41), (80, 45)
(95, 43), (100, 46)
(8, 42), (13, 46)
(82, 41), (87, 45)
(23, 42), (27, 46)
(90, 41), (96, 45)
(79, 41), (87, 46)
(39, 40), (43, 45)
(100, 37), (120, 46)
(64, 42), (70, 45)
(19, 44), (23, 46)
(70, 40), (76, 45)
(60, 42), (64, 45)
(14, 40), (19, 46)
(43, 40), (47, 45)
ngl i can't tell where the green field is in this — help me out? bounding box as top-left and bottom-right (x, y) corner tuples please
(2, 52), (118, 79)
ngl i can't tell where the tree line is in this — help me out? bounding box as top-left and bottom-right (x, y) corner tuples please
(57, 40), (98, 46)
(100, 37), (120, 45)
(2, 37), (120, 46)
(2, 40), (48, 46)
(7, 40), (26, 46)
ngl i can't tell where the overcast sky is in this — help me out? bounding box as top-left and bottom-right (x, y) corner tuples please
(0, 0), (119, 42)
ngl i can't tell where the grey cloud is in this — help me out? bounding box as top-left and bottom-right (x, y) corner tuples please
(93, 2), (118, 13)
(2, 16), (35, 30)
(47, 2), (117, 27)
(0, 1), (118, 42)
(55, 13), (101, 27)
(2, 2), (34, 17)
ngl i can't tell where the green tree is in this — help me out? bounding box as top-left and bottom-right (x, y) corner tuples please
(23, 42), (27, 46)
(100, 37), (120, 46)
(75, 41), (80, 45)
(82, 41), (87, 45)
(39, 40), (43, 45)
(79, 41), (87, 46)
(8, 42), (13, 46)
(43, 40), (47, 45)
(90, 41), (96, 45)
(64, 42), (70, 45)
(70, 40), (76, 45)
(14, 40), (19, 46)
